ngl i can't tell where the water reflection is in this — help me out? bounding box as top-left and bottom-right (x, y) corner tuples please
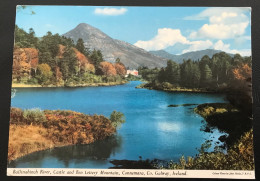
(8, 135), (122, 168)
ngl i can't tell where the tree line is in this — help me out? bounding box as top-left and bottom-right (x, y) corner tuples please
(13, 25), (127, 86)
(139, 52), (251, 89)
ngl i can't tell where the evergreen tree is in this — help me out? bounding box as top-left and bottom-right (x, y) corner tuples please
(165, 60), (180, 84)
(90, 49), (104, 69)
(76, 38), (88, 56)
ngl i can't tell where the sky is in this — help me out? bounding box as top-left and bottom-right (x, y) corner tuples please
(16, 6), (251, 56)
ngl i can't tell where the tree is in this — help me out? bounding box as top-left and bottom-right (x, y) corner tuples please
(201, 64), (212, 86)
(60, 47), (78, 80)
(165, 60), (180, 85)
(76, 38), (88, 56)
(36, 63), (53, 84)
(90, 49), (104, 68)
(110, 111), (125, 129)
(99, 62), (117, 76)
(115, 58), (121, 63)
(114, 63), (126, 76)
(37, 31), (59, 59)
(83, 63), (95, 74)
(232, 64), (251, 81)
(211, 52), (232, 86)
(28, 28), (38, 47)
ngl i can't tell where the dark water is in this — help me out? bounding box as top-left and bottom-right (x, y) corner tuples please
(9, 81), (227, 168)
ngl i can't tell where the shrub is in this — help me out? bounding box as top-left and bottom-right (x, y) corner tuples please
(110, 111), (125, 129)
(23, 108), (47, 124)
(27, 78), (38, 85)
(10, 107), (24, 124)
(161, 82), (173, 89)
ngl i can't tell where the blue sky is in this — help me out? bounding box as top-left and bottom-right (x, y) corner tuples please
(16, 6), (251, 56)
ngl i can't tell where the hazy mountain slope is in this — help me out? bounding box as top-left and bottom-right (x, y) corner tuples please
(149, 49), (230, 63)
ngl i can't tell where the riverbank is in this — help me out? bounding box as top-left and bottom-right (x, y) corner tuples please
(8, 108), (124, 161)
(12, 80), (128, 88)
(136, 82), (217, 93)
(194, 103), (252, 146)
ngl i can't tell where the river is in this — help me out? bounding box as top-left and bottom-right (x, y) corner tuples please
(8, 81), (227, 168)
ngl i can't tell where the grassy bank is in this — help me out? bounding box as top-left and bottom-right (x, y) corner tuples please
(12, 80), (127, 88)
(12, 83), (42, 88)
(8, 108), (125, 161)
(136, 82), (214, 93)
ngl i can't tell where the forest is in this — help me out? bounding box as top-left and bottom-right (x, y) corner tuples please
(12, 25), (127, 87)
(139, 52), (251, 90)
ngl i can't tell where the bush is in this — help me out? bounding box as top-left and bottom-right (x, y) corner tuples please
(27, 78), (38, 85)
(23, 108), (47, 124)
(110, 111), (125, 129)
(161, 82), (173, 89)
(10, 107), (24, 124)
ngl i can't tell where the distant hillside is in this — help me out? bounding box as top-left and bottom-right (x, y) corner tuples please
(149, 49), (234, 63)
(64, 23), (167, 69)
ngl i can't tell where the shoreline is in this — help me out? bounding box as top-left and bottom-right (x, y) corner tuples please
(12, 81), (128, 88)
(136, 83), (221, 94)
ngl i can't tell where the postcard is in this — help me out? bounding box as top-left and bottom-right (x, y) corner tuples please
(7, 5), (254, 179)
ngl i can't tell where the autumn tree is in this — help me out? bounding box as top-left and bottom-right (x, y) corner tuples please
(83, 63), (95, 74)
(232, 64), (252, 81)
(114, 63), (126, 76)
(99, 62), (117, 76)
(228, 63), (252, 115)
(36, 63), (53, 84)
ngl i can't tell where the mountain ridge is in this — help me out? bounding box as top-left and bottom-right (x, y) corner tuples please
(63, 23), (168, 69)
(149, 49), (235, 63)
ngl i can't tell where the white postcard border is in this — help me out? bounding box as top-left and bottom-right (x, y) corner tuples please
(7, 168), (255, 179)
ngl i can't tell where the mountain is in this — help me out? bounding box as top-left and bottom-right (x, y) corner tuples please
(149, 49), (233, 63)
(63, 23), (168, 69)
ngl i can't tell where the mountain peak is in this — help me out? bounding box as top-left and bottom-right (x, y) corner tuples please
(75, 23), (96, 30)
(63, 23), (167, 69)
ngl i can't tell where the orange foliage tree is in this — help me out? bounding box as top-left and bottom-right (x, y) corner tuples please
(114, 63), (127, 76)
(12, 48), (39, 81)
(99, 62), (117, 76)
(232, 63), (252, 81)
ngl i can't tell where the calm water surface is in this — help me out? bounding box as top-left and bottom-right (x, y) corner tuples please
(9, 81), (227, 168)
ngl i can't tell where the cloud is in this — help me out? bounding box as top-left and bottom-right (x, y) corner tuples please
(187, 7), (250, 40)
(213, 40), (251, 56)
(134, 28), (189, 51)
(94, 7), (127, 16)
(182, 40), (213, 54)
(45, 24), (54, 28)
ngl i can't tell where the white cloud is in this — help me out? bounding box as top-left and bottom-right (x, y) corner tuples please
(182, 40), (213, 54)
(94, 7), (127, 16)
(45, 24), (53, 28)
(134, 28), (189, 51)
(213, 40), (251, 56)
(187, 7), (250, 40)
